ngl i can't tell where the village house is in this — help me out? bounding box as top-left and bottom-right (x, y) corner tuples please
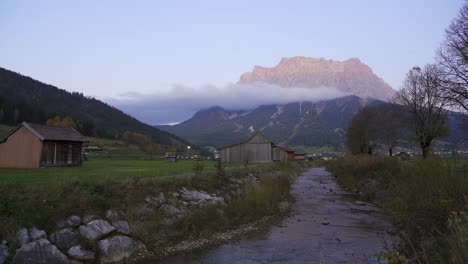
(272, 145), (295, 161)
(0, 122), (88, 168)
(218, 131), (274, 163)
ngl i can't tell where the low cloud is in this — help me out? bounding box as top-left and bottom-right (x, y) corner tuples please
(105, 83), (348, 125)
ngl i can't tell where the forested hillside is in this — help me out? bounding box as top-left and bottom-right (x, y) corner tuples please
(0, 67), (188, 146)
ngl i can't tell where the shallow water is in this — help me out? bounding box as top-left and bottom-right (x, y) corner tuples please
(143, 167), (395, 264)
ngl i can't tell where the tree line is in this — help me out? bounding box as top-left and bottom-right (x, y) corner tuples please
(347, 2), (467, 159)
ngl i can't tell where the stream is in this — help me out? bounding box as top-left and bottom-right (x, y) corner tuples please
(150, 167), (395, 263)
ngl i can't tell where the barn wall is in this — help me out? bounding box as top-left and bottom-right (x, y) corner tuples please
(0, 127), (43, 168)
(272, 148), (289, 161)
(220, 133), (272, 163)
(40, 141), (83, 167)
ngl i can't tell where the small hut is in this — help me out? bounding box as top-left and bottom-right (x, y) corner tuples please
(218, 131), (273, 163)
(272, 145), (295, 161)
(0, 122), (88, 168)
(293, 149), (307, 160)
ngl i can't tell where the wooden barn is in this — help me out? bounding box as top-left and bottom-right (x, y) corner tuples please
(218, 132), (273, 163)
(272, 145), (295, 161)
(0, 122), (88, 168)
(294, 149), (307, 160)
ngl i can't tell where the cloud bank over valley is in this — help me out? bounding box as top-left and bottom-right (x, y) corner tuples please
(106, 83), (349, 125)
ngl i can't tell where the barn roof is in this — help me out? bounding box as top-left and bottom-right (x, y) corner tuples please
(294, 149), (307, 155)
(217, 131), (273, 150)
(1, 122), (89, 143)
(274, 145), (295, 153)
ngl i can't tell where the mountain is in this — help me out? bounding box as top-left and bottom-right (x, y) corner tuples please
(238, 57), (396, 101)
(158, 96), (380, 149)
(0, 67), (188, 146)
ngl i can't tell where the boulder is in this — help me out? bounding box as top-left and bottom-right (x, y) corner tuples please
(17, 228), (30, 246)
(49, 228), (80, 251)
(79, 219), (115, 241)
(67, 245), (95, 261)
(0, 244), (9, 264)
(160, 204), (184, 217)
(135, 204), (155, 218)
(57, 215), (81, 229)
(98, 235), (145, 263)
(179, 189), (212, 202)
(112, 221), (130, 235)
(82, 215), (99, 224)
(13, 239), (71, 264)
(105, 209), (126, 221)
(145, 192), (166, 208)
(29, 226), (47, 241)
(159, 217), (177, 226)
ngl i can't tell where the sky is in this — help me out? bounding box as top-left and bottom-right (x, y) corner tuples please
(0, 0), (464, 124)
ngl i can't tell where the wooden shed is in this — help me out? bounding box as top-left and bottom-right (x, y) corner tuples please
(272, 145), (295, 161)
(294, 149), (307, 160)
(218, 132), (273, 163)
(0, 122), (88, 168)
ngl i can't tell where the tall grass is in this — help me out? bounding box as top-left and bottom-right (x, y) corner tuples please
(327, 156), (468, 263)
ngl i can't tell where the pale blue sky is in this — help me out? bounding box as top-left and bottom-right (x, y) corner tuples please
(0, 0), (464, 123)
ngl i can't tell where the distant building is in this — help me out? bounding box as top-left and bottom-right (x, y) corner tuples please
(0, 122), (88, 168)
(293, 149), (307, 160)
(273, 145), (295, 161)
(83, 146), (103, 153)
(218, 132), (273, 163)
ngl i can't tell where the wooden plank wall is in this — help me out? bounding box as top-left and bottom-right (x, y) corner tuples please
(272, 148), (288, 161)
(220, 133), (272, 163)
(0, 127), (43, 168)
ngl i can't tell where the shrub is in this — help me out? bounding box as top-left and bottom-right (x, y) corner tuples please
(327, 155), (468, 262)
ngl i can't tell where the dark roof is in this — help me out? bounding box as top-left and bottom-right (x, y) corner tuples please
(1, 122), (88, 143)
(218, 131), (273, 150)
(274, 145), (295, 153)
(294, 149), (307, 155)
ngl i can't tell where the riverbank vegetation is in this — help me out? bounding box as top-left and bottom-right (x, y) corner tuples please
(327, 156), (468, 263)
(0, 158), (311, 255)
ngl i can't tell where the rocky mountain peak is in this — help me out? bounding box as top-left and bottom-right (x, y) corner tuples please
(238, 56), (396, 101)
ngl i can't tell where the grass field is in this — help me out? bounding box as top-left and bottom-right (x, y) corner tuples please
(0, 155), (219, 184)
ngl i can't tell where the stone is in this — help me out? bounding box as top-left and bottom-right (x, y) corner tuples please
(79, 219), (116, 241)
(160, 204), (184, 217)
(172, 192), (180, 198)
(112, 221), (131, 235)
(17, 228), (30, 246)
(105, 209), (126, 221)
(159, 217), (177, 226)
(135, 204), (155, 218)
(0, 244), (9, 264)
(82, 215), (99, 224)
(98, 235), (145, 263)
(179, 188), (212, 202)
(66, 215), (81, 227)
(223, 194), (232, 203)
(0, 241), (6, 245)
(145, 192), (166, 208)
(322, 220), (330, 225)
(354, 201), (366, 206)
(49, 228), (80, 251)
(67, 245), (95, 261)
(13, 239), (71, 264)
(29, 226), (47, 241)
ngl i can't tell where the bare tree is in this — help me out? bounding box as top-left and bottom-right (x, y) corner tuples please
(436, 1), (468, 113)
(346, 107), (378, 155)
(394, 65), (450, 158)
